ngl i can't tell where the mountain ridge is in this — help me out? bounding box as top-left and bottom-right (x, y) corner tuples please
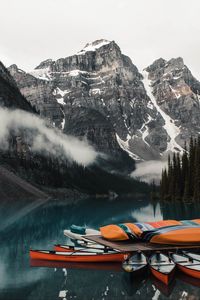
(7, 40), (200, 161)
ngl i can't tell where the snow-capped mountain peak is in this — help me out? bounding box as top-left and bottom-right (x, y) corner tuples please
(8, 41), (200, 162)
(77, 39), (111, 54)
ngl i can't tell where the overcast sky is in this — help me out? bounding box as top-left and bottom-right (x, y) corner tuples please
(0, 0), (200, 79)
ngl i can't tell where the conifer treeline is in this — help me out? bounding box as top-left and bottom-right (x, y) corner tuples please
(160, 137), (200, 201)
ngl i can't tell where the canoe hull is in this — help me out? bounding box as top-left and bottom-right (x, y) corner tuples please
(30, 250), (129, 263)
(149, 228), (200, 245)
(177, 264), (200, 279)
(150, 267), (175, 285)
(122, 252), (147, 274)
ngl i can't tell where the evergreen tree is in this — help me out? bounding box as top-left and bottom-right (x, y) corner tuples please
(193, 136), (200, 201)
(160, 136), (200, 202)
(181, 142), (188, 197)
(189, 137), (195, 196)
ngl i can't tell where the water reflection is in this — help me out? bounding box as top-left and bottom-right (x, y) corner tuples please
(0, 197), (200, 299)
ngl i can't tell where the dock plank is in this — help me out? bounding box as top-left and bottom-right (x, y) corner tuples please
(86, 235), (200, 252)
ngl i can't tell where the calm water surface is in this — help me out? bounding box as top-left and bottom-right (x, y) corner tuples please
(0, 196), (200, 300)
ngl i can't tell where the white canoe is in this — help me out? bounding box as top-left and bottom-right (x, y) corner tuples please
(63, 228), (100, 241)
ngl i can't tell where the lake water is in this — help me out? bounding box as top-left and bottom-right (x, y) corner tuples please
(1, 196), (200, 300)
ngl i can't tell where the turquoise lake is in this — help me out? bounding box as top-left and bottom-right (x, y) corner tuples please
(0, 196), (200, 300)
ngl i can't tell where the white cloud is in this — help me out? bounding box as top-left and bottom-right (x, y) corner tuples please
(0, 108), (97, 166)
(131, 160), (168, 183)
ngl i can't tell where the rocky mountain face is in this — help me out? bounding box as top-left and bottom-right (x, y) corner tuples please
(7, 40), (200, 162)
(8, 40), (162, 162)
(145, 57), (200, 149)
(0, 61), (33, 111)
(8, 64), (63, 127)
(1, 60), (148, 195)
(0, 61), (36, 160)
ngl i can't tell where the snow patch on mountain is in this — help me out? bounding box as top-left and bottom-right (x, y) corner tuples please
(142, 70), (183, 153)
(78, 39), (111, 54)
(53, 87), (70, 105)
(116, 134), (140, 161)
(89, 88), (101, 96)
(61, 116), (65, 130)
(29, 68), (51, 81)
(140, 115), (153, 147)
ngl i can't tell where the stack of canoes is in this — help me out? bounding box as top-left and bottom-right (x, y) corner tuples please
(100, 219), (200, 244)
(30, 244), (200, 285)
(30, 220), (200, 286)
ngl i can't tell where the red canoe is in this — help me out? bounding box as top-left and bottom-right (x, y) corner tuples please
(30, 250), (129, 263)
(149, 252), (175, 285)
(171, 253), (200, 279)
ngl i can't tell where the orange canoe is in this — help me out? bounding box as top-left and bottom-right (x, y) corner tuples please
(171, 253), (200, 279)
(100, 220), (200, 245)
(30, 250), (129, 263)
(149, 253), (175, 285)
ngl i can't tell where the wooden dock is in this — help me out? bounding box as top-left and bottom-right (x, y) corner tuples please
(86, 235), (200, 253)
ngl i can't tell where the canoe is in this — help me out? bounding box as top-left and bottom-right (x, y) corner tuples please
(77, 240), (109, 250)
(122, 251), (147, 274)
(100, 219), (200, 244)
(100, 223), (140, 241)
(64, 228), (100, 241)
(145, 226), (200, 245)
(30, 250), (129, 263)
(182, 251), (200, 262)
(149, 252), (175, 285)
(54, 244), (114, 253)
(170, 253), (200, 279)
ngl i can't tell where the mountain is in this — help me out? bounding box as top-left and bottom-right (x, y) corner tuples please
(0, 61), (33, 111)
(8, 64), (63, 126)
(8, 40), (200, 162)
(0, 60), (149, 197)
(8, 39), (162, 161)
(145, 57), (200, 150)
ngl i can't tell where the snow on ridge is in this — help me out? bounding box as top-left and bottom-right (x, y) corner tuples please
(142, 70), (183, 153)
(52, 87), (67, 130)
(147, 101), (154, 110)
(101, 98), (106, 106)
(116, 134), (140, 161)
(61, 117), (65, 130)
(89, 88), (101, 96)
(29, 68), (51, 81)
(140, 115), (153, 147)
(69, 70), (82, 76)
(77, 39), (111, 54)
(53, 87), (70, 105)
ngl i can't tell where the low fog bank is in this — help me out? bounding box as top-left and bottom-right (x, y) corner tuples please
(131, 160), (167, 184)
(0, 107), (97, 166)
